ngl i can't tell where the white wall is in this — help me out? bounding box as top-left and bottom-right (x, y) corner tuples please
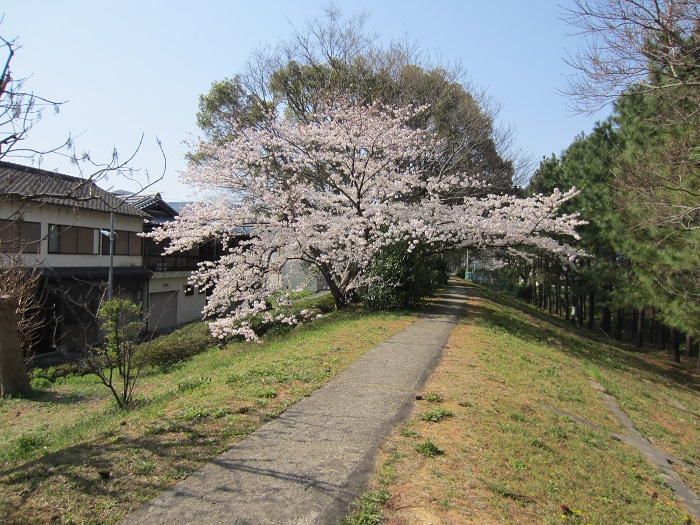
(148, 271), (206, 330)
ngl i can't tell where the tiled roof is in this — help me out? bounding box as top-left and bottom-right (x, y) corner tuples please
(124, 192), (178, 217)
(0, 161), (146, 217)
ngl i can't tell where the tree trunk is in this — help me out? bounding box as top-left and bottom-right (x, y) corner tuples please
(564, 275), (570, 321)
(685, 334), (693, 358)
(651, 308), (658, 348)
(633, 308), (644, 347)
(0, 295), (31, 396)
(669, 328), (680, 363)
(602, 304), (611, 334)
(577, 295), (584, 327)
(587, 292), (595, 330)
(660, 323), (666, 351)
(614, 309), (624, 340)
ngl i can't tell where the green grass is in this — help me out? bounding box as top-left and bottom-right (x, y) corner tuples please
(358, 282), (699, 525)
(0, 307), (415, 525)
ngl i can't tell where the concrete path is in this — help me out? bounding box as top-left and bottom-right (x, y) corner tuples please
(590, 381), (700, 521)
(120, 279), (468, 525)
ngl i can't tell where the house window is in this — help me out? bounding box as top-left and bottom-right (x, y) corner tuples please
(101, 230), (142, 256)
(0, 219), (41, 253)
(48, 224), (95, 254)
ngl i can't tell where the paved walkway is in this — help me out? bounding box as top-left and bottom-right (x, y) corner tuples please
(590, 381), (700, 521)
(121, 279), (468, 525)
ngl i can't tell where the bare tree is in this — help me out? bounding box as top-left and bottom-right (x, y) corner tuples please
(0, 25), (165, 396)
(561, 0), (700, 113)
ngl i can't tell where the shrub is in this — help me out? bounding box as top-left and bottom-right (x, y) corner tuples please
(362, 241), (448, 310)
(138, 322), (218, 367)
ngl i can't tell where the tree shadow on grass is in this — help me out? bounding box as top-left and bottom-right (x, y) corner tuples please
(463, 282), (700, 396)
(0, 417), (232, 524)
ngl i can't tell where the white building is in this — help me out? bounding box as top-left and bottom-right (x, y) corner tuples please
(0, 161), (150, 351)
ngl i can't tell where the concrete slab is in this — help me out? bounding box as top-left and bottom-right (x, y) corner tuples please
(120, 279), (468, 525)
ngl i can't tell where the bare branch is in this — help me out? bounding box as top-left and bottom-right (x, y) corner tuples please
(561, 0), (700, 113)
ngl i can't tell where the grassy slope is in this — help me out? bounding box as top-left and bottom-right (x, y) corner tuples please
(0, 308), (415, 525)
(354, 282), (700, 525)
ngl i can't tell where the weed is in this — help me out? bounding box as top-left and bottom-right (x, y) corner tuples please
(415, 439), (444, 457)
(400, 429), (419, 438)
(549, 426), (569, 441)
(14, 433), (48, 457)
(541, 365), (559, 378)
(179, 406), (215, 421)
(509, 412), (526, 422)
(423, 392), (443, 403)
(419, 408), (453, 423)
(529, 437), (552, 451)
(256, 387), (277, 399)
(513, 459), (528, 470)
(176, 377), (211, 393)
(339, 488), (391, 525)
(557, 386), (585, 403)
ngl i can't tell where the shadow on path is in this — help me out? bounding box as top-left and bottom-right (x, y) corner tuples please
(120, 279), (469, 525)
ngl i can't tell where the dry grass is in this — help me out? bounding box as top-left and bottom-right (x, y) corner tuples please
(0, 308), (415, 525)
(360, 283), (699, 525)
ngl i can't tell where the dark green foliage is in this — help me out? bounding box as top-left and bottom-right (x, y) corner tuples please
(610, 84), (700, 338)
(138, 322), (218, 368)
(522, 27), (700, 348)
(361, 242), (447, 310)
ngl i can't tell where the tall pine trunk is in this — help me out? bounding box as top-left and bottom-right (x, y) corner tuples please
(614, 309), (624, 340)
(669, 329), (680, 363)
(577, 295), (584, 327)
(601, 285), (611, 334)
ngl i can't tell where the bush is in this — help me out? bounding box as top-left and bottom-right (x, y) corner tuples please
(362, 241), (448, 310)
(30, 363), (83, 388)
(138, 322), (218, 367)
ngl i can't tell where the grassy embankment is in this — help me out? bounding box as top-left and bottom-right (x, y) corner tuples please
(0, 295), (416, 525)
(345, 282), (700, 525)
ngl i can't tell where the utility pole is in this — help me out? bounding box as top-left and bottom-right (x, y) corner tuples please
(108, 213), (114, 300)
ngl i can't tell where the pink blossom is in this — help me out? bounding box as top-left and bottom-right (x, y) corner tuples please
(151, 99), (582, 340)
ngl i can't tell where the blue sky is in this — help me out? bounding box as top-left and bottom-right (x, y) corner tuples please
(2, 1), (609, 200)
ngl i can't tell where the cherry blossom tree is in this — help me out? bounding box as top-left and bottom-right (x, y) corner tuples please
(153, 99), (582, 341)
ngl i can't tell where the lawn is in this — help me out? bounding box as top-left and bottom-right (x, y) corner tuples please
(347, 282), (699, 525)
(0, 306), (415, 525)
